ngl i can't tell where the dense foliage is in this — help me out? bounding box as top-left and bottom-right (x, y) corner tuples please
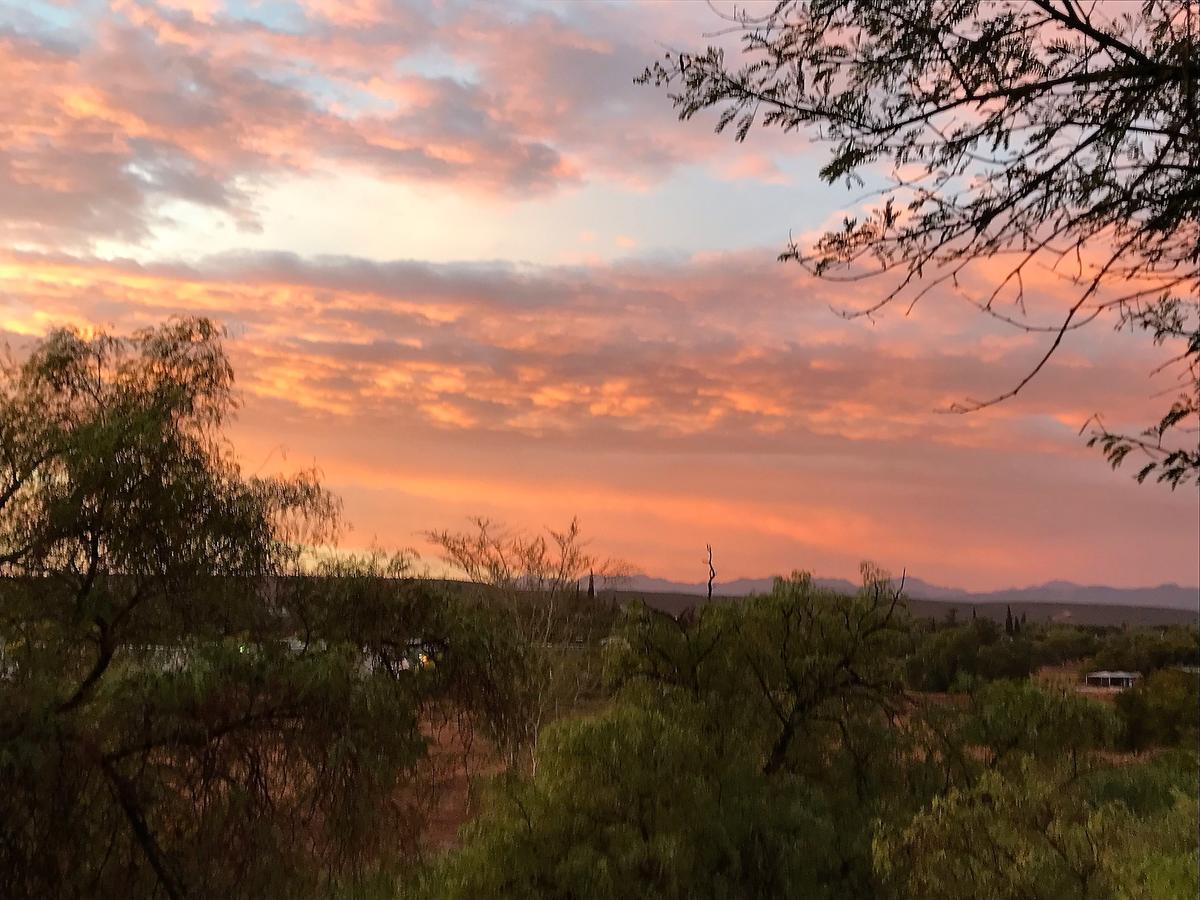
(422, 573), (1199, 899)
(0, 322), (526, 898)
(905, 614), (1199, 691)
(425, 569), (923, 898)
(1115, 668), (1200, 751)
(424, 517), (625, 770)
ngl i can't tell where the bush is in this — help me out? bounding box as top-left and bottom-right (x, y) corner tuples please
(427, 705), (836, 900)
(1115, 669), (1200, 751)
(1092, 628), (1200, 674)
(905, 619), (1033, 691)
(966, 680), (1115, 770)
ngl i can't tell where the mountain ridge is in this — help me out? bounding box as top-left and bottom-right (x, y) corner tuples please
(615, 574), (1199, 612)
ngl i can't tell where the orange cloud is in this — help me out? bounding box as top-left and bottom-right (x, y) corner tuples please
(0, 2), (818, 249)
(0, 3), (1194, 591)
(0, 248), (1176, 450)
(4, 243), (1192, 589)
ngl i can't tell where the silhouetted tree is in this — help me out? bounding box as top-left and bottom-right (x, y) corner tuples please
(424, 518), (627, 769)
(0, 320), (504, 898)
(642, 0), (1199, 487)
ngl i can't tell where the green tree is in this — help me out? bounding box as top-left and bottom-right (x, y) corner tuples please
(1115, 668), (1200, 751)
(430, 568), (938, 898)
(0, 320), (512, 898)
(1034, 625), (1100, 667)
(612, 567), (910, 777)
(424, 517), (627, 771)
(642, 0), (1199, 486)
(965, 680), (1115, 775)
(425, 704), (836, 900)
(905, 618), (1015, 691)
(975, 636), (1034, 682)
(1083, 749), (1199, 818)
(1095, 789), (1200, 900)
(1092, 626), (1200, 674)
(876, 759), (1198, 900)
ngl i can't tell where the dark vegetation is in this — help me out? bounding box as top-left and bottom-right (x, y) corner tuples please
(416, 573), (1198, 900)
(618, 588), (1199, 627)
(903, 613), (1200, 692)
(0, 320), (1195, 899)
(4, 4), (1198, 896)
(0, 321), (532, 897)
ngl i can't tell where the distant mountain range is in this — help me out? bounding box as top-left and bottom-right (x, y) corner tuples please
(617, 574), (1199, 612)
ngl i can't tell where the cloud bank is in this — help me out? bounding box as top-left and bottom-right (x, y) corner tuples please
(0, 0), (1193, 589)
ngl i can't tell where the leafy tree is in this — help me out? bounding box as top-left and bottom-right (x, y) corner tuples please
(618, 567), (944, 892)
(876, 758), (1198, 900)
(904, 617), (1029, 691)
(1083, 748), (1199, 817)
(424, 517), (627, 770)
(1034, 625), (1100, 667)
(976, 636), (1035, 681)
(424, 568), (1192, 900)
(429, 567), (934, 898)
(1114, 667), (1200, 750)
(1094, 789), (1200, 900)
(612, 567), (910, 777)
(427, 604), (1192, 900)
(642, 0), (1200, 486)
(965, 680), (1115, 775)
(0, 321), (514, 898)
(424, 704), (837, 900)
(1092, 626), (1200, 674)
(878, 682), (1190, 900)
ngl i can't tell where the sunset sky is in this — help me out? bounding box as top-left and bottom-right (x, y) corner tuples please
(1, 0), (1196, 590)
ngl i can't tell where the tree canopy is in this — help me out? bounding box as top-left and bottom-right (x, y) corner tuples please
(641, 0), (1199, 487)
(423, 570), (1199, 899)
(0, 320), (525, 898)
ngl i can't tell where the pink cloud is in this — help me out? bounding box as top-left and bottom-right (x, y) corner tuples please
(0, 248), (1175, 448)
(0, 3), (1193, 590)
(0, 2), (810, 248)
(6, 239), (1192, 591)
